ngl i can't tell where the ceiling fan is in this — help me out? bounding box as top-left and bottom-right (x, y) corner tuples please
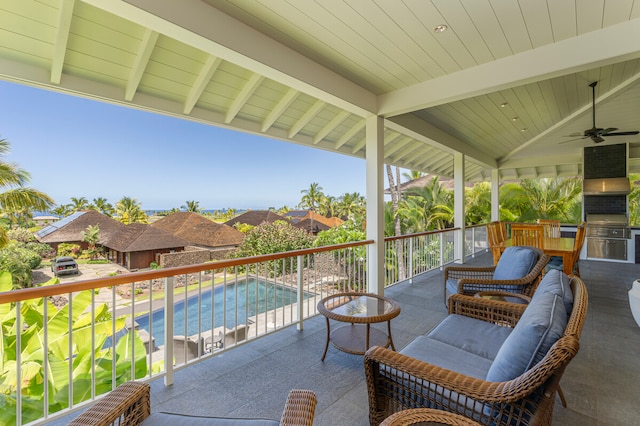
(562, 81), (639, 144)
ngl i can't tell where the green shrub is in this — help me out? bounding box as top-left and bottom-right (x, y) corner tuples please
(0, 242), (42, 288)
(24, 242), (55, 258)
(7, 228), (35, 243)
(57, 243), (81, 258)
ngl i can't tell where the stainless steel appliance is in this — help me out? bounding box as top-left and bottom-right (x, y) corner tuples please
(586, 214), (630, 261)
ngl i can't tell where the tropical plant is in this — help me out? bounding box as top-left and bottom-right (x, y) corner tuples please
(69, 197), (90, 213)
(7, 228), (35, 243)
(0, 242), (42, 288)
(90, 197), (115, 217)
(464, 182), (491, 225)
(499, 178), (582, 223)
(51, 205), (71, 218)
(299, 183), (325, 231)
(181, 200), (202, 213)
(0, 272), (147, 424)
(0, 138), (55, 247)
(335, 192), (366, 220)
(629, 174), (640, 226)
(386, 165), (405, 280)
(397, 176), (453, 232)
(115, 197), (148, 224)
(81, 225), (102, 260)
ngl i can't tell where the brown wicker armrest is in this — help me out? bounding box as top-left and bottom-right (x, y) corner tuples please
(447, 293), (526, 327)
(474, 291), (532, 303)
(280, 389), (317, 426)
(365, 337), (580, 426)
(445, 266), (496, 281)
(69, 381), (150, 426)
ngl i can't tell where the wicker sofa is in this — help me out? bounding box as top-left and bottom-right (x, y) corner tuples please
(68, 381), (317, 426)
(365, 270), (587, 426)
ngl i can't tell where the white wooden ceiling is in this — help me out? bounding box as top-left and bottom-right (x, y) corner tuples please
(1, 0), (640, 182)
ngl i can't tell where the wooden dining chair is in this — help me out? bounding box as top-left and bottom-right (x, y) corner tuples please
(487, 221), (505, 265)
(511, 223), (544, 249)
(537, 219), (561, 238)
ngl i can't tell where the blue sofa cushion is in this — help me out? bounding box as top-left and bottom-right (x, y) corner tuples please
(445, 278), (459, 297)
(400, 336), (493, 380)
(485, 292), (567, 382)
(535, 269), (573, 313)
(493, 246), (538, 280)
(427, 314), (512, 361)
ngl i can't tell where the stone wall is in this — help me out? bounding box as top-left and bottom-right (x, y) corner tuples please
(159, 246), (237, 268)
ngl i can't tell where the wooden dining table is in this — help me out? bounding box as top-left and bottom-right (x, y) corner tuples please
(497, 237), (575, 275)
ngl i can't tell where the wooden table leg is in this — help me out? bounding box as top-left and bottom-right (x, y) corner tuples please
(562, 252), (572, 275)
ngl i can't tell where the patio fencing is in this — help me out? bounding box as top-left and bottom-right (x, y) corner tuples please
(0, 225), (487, 425)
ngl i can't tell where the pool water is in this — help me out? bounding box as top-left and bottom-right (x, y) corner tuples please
(135, 278), (303, 347)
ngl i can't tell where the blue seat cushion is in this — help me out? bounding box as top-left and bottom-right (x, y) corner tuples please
(400, 336), (493, 380)
(445, 278), (459, 297)
(535, 269), (573, 313)
(493, 246), (539, 280)
(485, 292), (567, 382)
(426, 314), (512, 361)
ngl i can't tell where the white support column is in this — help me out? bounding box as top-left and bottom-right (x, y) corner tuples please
(454, 152), (465, 263)
(366, 115), (385, 295)
(491, 169), (500, 221)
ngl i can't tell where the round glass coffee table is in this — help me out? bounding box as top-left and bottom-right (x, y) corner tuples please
(317, 292), (400, 361)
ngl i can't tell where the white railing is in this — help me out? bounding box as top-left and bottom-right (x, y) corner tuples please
(383, 225), (488, 287)
(0, 226), (489, 425)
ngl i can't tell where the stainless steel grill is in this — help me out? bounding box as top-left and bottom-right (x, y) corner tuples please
(586, 214), (630, 260)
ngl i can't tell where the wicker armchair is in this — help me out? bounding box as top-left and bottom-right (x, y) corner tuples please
(365, 276), (587, 426)
(444, 246), (549, 305)
(69, 381), (317, 426)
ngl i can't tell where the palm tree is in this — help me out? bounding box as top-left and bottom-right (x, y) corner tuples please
(81, 224), (101, 259)
(91, 197), (115, 217)
(500, 178), (581, 223)
(465, 182), (491, 225)
(115, 196), (148, 224)
(69, 197), (89, 213)
(386, 165), (405, 280)
(318, 195), (337, 217)
(52, 205), (71, 218)
(398, 176), (453, 231)
(0, 137), (54, 246)
(335, 192), (366, 220)
(299, 182), (325, 232)
(181, 200), (202, 213)
(402, 170), (425, 182)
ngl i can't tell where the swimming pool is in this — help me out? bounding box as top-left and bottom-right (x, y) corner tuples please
(135, 278), (305, 347)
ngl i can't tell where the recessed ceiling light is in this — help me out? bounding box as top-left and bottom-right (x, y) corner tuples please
(434, 24), (448, 33)
(500, 102), (508, 108)
(512, 117), (518, 121)
(521, 128), (527, 132)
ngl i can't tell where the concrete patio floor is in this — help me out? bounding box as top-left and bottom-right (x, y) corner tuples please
(52, 252), (640, 425)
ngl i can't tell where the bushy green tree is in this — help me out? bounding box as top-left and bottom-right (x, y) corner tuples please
(230, 220), (314, 276)
(81, 225), (102, 260)
(0, 242), (41, 288)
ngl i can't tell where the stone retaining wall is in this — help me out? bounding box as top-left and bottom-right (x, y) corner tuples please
(159, 246), (237, 268)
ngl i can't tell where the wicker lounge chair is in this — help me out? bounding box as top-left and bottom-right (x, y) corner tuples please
(444, 246), (549, 305)
(365, 274), (587, 426)
(68, 381), (317, 426)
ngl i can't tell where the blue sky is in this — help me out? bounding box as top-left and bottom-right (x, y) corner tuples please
(0, 80), (372, 211)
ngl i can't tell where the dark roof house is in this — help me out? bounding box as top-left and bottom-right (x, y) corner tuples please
(224, 210), (288, 227)
(151, 212), (243, 248)
(35, 210), (127, 246)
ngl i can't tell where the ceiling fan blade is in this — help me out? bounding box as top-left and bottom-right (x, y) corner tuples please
(559, 137), (585, 144)
(565, 132), (583, 138)
(591, 135), (605, 143)
(602, 131), (640, 136)
(601, 127), (618, 134)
